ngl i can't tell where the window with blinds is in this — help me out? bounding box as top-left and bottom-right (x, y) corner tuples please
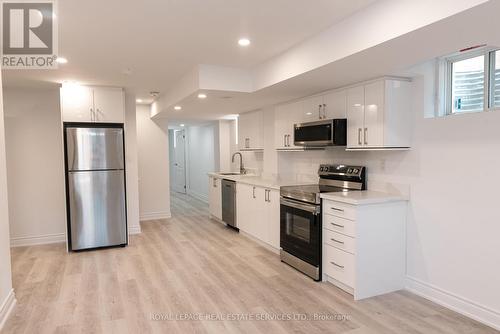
(492, 51), (500, 108)
(446, 49), (499, 115)
(451, 55), (485, 113)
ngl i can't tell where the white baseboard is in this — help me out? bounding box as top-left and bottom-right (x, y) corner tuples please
(128, 225), (142, 235)
(10, 233), (66, 247)
(0, 289), (16, 331)
(187, 190), (208, 203)
(406, 276), (500, 331)
(140, 211), (171, 221)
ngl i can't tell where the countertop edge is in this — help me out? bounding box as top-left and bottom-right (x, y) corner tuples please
(320, 192), (408, 205)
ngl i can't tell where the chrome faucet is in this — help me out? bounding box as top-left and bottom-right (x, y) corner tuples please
(231, 152), (245, 174)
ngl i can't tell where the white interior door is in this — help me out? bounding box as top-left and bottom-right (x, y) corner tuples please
(172, 130), (186, 193)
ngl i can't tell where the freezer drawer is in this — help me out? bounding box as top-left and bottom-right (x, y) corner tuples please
(68, 170), (127, 250)
(66, 127), (124, 171)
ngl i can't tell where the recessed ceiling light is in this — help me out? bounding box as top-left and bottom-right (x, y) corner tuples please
(238, 38), (251, 47)
(306, 112), (312, 115)
(180, 124), (185, 127)
(198, 93), (207, 99)
(136, 99), (143, 103)
(174, 106), (182, 110)
(56, 57), (68, 64)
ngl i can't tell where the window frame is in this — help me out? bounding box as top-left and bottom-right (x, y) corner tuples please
(489, 50), (499, 110)
(444, 47), (499, 116)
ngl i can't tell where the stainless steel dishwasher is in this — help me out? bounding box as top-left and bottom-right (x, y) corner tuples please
(221, 179), (237, 229)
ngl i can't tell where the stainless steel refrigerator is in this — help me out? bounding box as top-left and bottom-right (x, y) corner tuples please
(64, 124), (127, 251)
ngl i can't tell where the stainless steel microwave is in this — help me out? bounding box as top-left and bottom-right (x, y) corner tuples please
(294, 119), (347, 147)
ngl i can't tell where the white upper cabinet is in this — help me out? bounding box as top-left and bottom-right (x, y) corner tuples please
(347, 86), (365, 148)
(274, 101), (302, 150)
(61, 85), (125, 123)
(323, 90), (347, 119)
(61, 85), (94, 122)
(299, 90), (347, 122)
(93, 87), (125, 123)
(347, 79), (411, 149)
(301, 95), (323, 122)
(238, 110), (263, 150)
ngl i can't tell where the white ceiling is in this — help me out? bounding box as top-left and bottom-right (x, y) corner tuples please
(2, 0), (377, 101)
(152, 0), (498, 123)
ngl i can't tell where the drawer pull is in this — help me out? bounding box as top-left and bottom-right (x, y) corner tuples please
(330, 207), (344, 212)
(330, 238), (344, 244)
(330, 222), (344, 228)
(330, 261), (344, 269)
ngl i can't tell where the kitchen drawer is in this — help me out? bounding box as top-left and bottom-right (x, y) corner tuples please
(323, 229), (355, 254)
(323, 200), (356, 220)
(323, 214), (356, 237)
(323, 244), (355, 288)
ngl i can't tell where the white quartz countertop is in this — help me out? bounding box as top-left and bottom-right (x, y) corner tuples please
(320, 190), (407, 205)
(208, 172), (309, 190)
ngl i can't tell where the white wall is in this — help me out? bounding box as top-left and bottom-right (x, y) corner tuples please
(3, 88), (66, 246)
(0, 75), (15, 330)
(228, 108), (277, 178)
(185, 123), (216, 202)
(2, 88), (142, 244)
(136, 105), (171, 220)
(273, 65), (500, 328)
(124, 92), (141, 234)
(168, 129), (176, 191)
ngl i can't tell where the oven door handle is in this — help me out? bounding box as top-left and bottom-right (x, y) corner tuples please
(280, 198), (320, 215)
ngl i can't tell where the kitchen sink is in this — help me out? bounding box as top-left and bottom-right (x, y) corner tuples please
(218, 172), (242, 176)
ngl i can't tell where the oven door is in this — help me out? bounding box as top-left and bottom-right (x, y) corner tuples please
(280, 197), (321, 266)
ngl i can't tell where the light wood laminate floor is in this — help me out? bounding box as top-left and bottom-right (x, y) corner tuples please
(3, 192), (498, 333)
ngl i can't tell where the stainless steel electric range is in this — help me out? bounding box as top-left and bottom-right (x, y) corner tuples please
(279, 164), (366, 281)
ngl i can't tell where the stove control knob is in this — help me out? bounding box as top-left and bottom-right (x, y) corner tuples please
(347, 168), (353, 174)
(353, 168), (359, 174)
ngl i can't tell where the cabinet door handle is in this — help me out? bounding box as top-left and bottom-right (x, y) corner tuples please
(253, 187), (256, 199)
(318, 104), (322, 119)
(364, 128), (368, 145)
(90, 108), (94, 122)
(330, 207), (344, 212)
(287, 134), (291, 147)
(330, 222), (344, 228)
(358, 128), (362, 145)
(330, 238), (344, 244)
(283, 134), (287, 147)
(323, 103), (327, 119)
(330, 261), (345, 269)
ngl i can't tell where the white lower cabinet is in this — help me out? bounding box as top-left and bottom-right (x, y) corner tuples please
(208, 176), (222, 220)
(322, 198), (407, 300)
(236, 183), (280, 249)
